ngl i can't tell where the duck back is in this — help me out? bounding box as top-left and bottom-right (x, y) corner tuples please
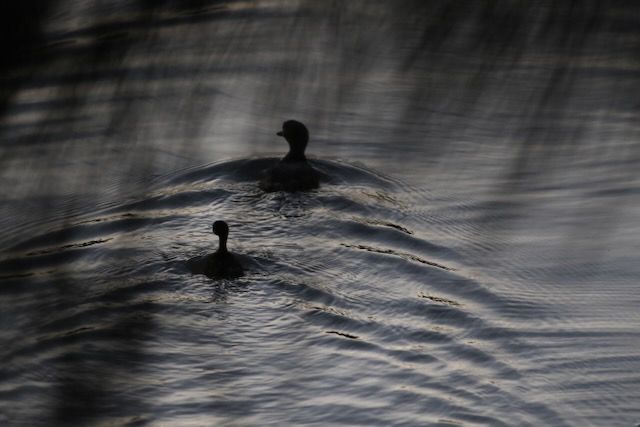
(259, 161), (320, 192)
(204, 251), (244, 278)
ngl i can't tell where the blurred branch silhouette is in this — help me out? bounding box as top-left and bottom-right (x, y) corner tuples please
(2, 0), (638, 189)
(1, 0), (639, 424)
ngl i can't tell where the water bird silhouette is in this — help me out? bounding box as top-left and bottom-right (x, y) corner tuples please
(187, 220), (244, 279)
(259, 120), (321, 192)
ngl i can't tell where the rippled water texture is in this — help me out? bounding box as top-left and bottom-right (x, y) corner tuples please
(1, 1), (640, 426)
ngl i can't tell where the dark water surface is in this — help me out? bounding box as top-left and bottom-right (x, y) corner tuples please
(1, 1), (640, 426)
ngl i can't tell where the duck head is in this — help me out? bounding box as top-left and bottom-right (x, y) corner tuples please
(277, 120), (309, 162)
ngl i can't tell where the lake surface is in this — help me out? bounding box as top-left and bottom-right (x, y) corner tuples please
(1, 1), (639, 426)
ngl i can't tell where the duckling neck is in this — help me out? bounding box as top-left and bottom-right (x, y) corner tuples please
(217, 235), (228, 253)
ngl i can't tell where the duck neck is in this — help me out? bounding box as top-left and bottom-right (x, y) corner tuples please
(283, 140), (307, 162)
(217, 234), (228, 253)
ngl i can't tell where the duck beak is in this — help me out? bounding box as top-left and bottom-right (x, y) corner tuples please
(276, 131), (283, 137)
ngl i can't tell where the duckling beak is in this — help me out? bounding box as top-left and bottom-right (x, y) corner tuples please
(276, 131), (283, 137)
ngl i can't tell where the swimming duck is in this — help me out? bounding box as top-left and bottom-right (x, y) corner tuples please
(187, 220), (244, 279)
(259, 120), (321, 192)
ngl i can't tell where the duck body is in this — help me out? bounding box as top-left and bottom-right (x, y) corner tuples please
(259, 120), (321, 192)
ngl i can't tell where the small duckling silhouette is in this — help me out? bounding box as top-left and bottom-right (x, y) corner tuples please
(187, 220), (244, 279)
(259, 120), (321, 192)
